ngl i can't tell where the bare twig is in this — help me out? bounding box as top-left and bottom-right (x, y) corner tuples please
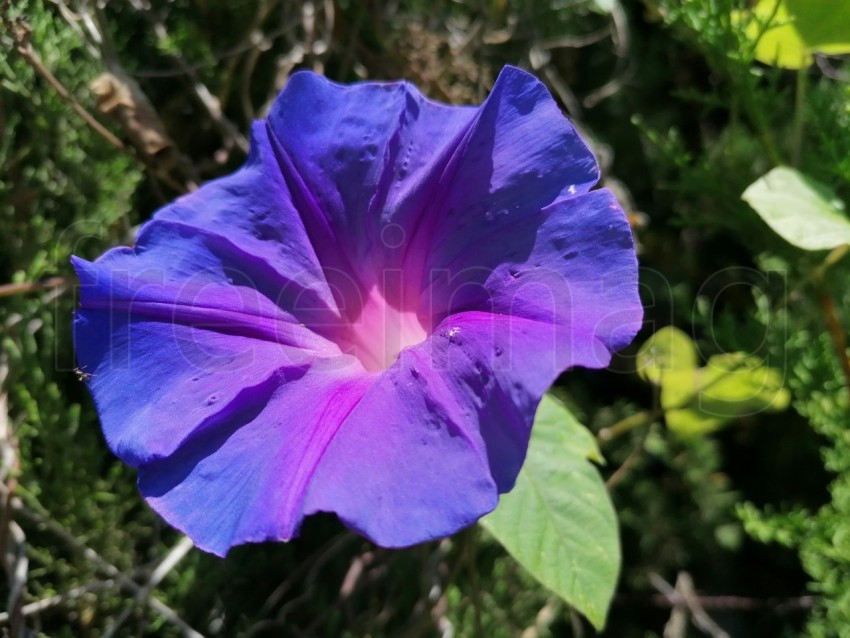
(617, 591), (816, 611)
(583, 0), (635, 108)
(103, 535), (196, 638)
(0, 350), (27, 638)
(651, 572), (730, 638)
(605, 421), (654, 489)
(5, 495), (205, 638)
(4, 8), (190, 194)
(0, 578), (118, 623)
(260, 532), (356, 613)
(339, 550), (375, 600)
(537, 25), (611, 50)
(520, 598), (561, 638)
(0, 277), (71, 299)
(4, 14), (125, 152)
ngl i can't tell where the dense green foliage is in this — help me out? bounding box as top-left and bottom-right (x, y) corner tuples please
(1, 0), (849, 635)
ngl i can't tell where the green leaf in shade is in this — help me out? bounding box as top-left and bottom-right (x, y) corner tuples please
(588, 0), (614, 14)
(741, 0), (850, 69)
(481, 395), (618, 630)
(742, 166), (850, 251)
(636, 326), (698, 385)
(662, 354), (791, 437)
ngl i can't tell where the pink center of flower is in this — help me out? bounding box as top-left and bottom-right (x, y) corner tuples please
(340, 285), (429, 371)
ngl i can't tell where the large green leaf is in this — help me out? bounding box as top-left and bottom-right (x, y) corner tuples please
(742, 0), (850, 69)
(481, 395), (619, 629)
(744, 0), (809, 69)
(742, 166), (850, 251)
(784, 0), (850, 55)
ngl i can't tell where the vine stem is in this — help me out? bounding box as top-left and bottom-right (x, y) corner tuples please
(597, 359), (748, 444)
(818, 292), (850, 405)
(812, 245), (850, 405)
(791, 66), (807, 167)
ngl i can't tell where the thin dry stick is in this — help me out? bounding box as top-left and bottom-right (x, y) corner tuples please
(605, 420), (653, 489)
(624, 591), (817, 611)
(583, 0), (634, 108)
(0, 355), (27, 638)
(2, 522), (27, 638)
(5, 18), (124, 152)
(4, 9), (189, 194)
(0, 278), (70, 299)
(651, 572), (730, 638)
(0, 579), (118, 623)
(103, 535), (196, 638)
(6, 497), (205, 638)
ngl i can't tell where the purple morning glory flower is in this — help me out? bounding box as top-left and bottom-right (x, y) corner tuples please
(73, 66), (642, 557)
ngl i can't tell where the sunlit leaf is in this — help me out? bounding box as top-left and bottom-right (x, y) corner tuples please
(482, 395), (618, 630)
(742, 166), (850, 251)
(745, 0), (810, 69)
(663, 354), (791, 437)
(784, 0), (850, 55)
(741, 0), (850, 69)
(636, 326), (698, 385)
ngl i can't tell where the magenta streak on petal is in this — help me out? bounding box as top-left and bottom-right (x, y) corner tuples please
(275, 374), (374, 532)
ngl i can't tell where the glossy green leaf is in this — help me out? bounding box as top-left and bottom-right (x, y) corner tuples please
(482, 395), (618, 630)
(742, 0), (850, 69)
(636, 326), (698, 385)
(663, 354), (791, 437)
(745, 0), (810, 68)
(785, 0), (850, 55)
(742, 167), (850, 251)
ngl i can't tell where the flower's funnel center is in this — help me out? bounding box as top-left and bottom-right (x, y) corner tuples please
(343, 285), (428, 371)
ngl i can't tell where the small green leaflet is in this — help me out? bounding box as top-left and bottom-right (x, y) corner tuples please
(481, 395), (618, 630)
(661, 353), (791, 437)
(636, 325), (697, 385)
(742, 166), (850, 251)
(637, 327), (791, 437)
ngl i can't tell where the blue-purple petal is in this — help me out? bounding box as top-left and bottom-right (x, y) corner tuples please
(73, 66), (643, 555)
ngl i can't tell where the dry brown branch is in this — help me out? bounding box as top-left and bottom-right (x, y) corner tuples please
(0, 578), (117, 623)
(0, 347), (26, 638)
(651, 572), (731, 638)
(0, 278), (70, 300)
(4, 13), (125, 152)
(6, 496), (204, 638)
(102, 536), (196, 638)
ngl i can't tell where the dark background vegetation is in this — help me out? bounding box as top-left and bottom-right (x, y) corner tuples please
(1, 0), (849, 636)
